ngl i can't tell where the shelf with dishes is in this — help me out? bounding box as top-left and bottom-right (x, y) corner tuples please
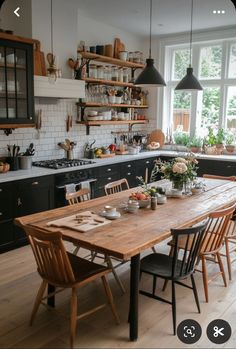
(77, 102), (148, 108)
(78, 51), (144, 69)
(83, 77), (135, 88)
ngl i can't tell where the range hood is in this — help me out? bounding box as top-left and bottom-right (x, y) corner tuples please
(34, 76), (85, 99)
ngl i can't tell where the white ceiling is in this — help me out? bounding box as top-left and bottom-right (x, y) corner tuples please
(76, 0), (236, 37)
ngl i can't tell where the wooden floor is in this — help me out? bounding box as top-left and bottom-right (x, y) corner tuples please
(1, 241), (236, 349)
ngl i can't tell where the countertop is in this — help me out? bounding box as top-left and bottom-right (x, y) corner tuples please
(0, 150), (236, 184)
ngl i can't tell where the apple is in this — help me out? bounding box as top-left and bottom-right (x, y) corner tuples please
(109, 144), (116, 152)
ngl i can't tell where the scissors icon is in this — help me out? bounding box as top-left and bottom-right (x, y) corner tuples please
(213, 326), (224, 337)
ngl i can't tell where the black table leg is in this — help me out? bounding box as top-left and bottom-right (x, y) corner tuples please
(47, 284), (55, 307)
(129, 253), (140, 341)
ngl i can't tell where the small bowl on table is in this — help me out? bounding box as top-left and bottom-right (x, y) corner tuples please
(138, 199), (151, 208)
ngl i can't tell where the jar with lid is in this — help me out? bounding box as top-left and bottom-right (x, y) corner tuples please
(123, 68), (129, 83)
(128, 52), (133, 62)
(118, 68), (123, 82)
(89, 64), (97, 78)
(106, 66), (112, 80)
(133, 51), (141, 63)
(151, 195), (157, 210)
(111, 66), (118, 81)
(97, 65), (104, 79)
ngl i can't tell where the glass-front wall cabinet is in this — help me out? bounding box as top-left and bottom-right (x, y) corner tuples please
(0, 39), (34, 126)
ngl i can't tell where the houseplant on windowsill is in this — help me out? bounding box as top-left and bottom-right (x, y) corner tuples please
(188, 136), (203, 153)
(173, 131), (190, 151)
(215, 128), (226, 155)
(204, 127), (217, 155)
(151, 155), (198, 192)
(225, 131), (235, 153)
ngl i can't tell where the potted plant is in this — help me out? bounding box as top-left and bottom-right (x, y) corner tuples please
(173, 131), (190, 151)
(115, 89), (124, 104)
(204, 127), (217, 155)
(106, 88), (117, 104)
(225, 131), (235, 153)
(188, 136), (203, 153)
(215, 128), (226, 154)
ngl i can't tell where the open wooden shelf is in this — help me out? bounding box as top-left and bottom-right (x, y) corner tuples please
(83, 77), (135, 88)
(77, 102), (148, 108)
(78, 51), (145, 69)
(0, 63), (26, 70)
(77, 119), (148, 127)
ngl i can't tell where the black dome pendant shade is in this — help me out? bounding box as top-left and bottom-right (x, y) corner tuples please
(135, 0), (166, 87)
(175, 0), (203, 91)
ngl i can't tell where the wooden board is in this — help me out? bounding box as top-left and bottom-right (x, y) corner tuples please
(98, 153), (116, 158)
(148, 129), (165, 147)
(114, 38), (121, 58)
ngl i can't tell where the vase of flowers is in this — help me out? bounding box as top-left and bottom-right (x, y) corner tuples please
(151, 155), (198, 193)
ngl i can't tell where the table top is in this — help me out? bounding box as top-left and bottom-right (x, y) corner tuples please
(15, 179), (236, 260)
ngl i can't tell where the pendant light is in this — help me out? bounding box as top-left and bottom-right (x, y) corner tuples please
(175, 0), (203, 91)
(47, 0), (58, 83)
(134, 0), (166, 87)
(231, 0), (236, 10)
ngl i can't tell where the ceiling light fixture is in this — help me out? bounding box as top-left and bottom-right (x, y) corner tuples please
(231, 0), (236, 10)
(175, 0), (203, 91)
(134, 0), (166, 87)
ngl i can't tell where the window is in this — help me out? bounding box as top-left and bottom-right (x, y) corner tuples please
(226, 86), (236, 130)
(164, 38), (236, 137)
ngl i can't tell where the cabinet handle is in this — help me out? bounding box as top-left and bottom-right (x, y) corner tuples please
(127, 172), (131, 176)
(227, 165), (232, 168)
(0, 188), (2, 192)
(0, 212), (2, 216)
(127, 165), (131, 168)
(146, 161), (150, 164)
(17, 198), (22, 207)
(32, 181), (39, 186)
(107, 168), (112, 172)
(107, 177), (112, 180)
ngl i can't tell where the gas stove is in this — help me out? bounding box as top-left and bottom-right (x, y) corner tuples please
(33, 158), (95, 169)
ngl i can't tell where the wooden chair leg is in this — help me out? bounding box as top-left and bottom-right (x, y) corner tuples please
(191, 274), (200, 313)
(152, 276), (157, 295)
(217, 252), (227, 287)
(70, 288), (78, 349)
(225, 239), (232, 281)
(152, 246), (157, 253)
(201, 256), (209, 303)
(101, 275), (120, 324)
(30, 280), (47, 326)
(106, 256), (125, 294)
(171, 281), (176, 335)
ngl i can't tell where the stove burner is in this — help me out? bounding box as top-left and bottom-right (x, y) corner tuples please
(33, 158), (95, 169)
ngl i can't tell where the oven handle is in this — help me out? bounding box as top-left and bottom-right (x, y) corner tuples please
(55, 178), (97, 190)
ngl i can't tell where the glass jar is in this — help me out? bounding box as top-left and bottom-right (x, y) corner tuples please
(123, 68), (129, 83)
(89, 64), (97, 78)
(128, 52), (133, 62)
(106, 66), (112, 81)
(118, 68), (123, 82)
(97, 65), (104, 79)
(111, 66), (118, 81)
(133, 51), (140, 63)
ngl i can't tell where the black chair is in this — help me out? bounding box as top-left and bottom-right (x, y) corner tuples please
(139, 222), (208, 335)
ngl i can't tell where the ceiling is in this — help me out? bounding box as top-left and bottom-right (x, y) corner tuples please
(76, 0), (236, 37)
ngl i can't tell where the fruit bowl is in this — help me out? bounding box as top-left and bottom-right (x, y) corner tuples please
(138, 199), (151, 208)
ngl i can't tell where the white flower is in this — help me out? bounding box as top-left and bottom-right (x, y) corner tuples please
(172, 162), (188, 174)
(175, 157), (188, 164)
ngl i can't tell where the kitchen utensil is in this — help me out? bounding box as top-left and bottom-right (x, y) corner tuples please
(47, 53), (55, 66)
(58, 142), (69, 151)
(65, 138), (71, 150)
(68, 58), (76, 70)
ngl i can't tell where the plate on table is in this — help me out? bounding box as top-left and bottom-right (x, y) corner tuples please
(99, 211), (121, 220)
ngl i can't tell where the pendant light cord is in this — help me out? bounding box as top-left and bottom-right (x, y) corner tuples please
(50, 0), (54, 54)
(189, 0), (193, 66)
(149, 0), (152, 58)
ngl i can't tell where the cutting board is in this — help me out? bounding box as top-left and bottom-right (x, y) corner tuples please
(114, 38), (125, 58)
(149, 129), (165, 147)
(34, 40), (47, 76)
(47, 211), (111, 233)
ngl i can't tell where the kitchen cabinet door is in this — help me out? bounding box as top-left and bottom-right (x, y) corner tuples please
(15, 176), (54, 244)
(135, 157), (158, 184)
(120, 161), (137, 188)
(94, 164), (121, 197)
(197, 159), (235, 177)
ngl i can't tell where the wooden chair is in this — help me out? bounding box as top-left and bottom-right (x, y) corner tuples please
(65, 186), (125, 294)
(203, 174), (236, 280)
(139, 222), (207, 335)
(203, 174), (236, 181)
(104, 178), (129, 195)
(66, 188), (90, 205)
(165, 204), (236, 302)
(23, 225), (119, 349)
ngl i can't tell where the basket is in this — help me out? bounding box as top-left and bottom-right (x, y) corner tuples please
(0, 163), (10, 173)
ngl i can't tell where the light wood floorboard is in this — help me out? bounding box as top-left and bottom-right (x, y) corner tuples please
(0, 241), (236, 348)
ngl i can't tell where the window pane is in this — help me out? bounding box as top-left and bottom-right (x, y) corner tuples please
(226, 86), (236, 130)
(172, 91), (191, 132)
(172, 49), (190, 80)
(200, 87), (220, 130)
(200, 46), (222, 79)
(229, 44), (236, 78)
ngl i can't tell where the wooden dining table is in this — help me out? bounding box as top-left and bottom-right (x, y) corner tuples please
(15, 178), (236, 342)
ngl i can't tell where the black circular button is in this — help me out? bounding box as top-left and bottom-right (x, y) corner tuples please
(177, 319), (202, 344)
(207, 319), (231, 344)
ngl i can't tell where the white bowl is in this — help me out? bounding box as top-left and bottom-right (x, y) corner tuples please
(89, 111), (98, 116)
(138, 199), (151, 208)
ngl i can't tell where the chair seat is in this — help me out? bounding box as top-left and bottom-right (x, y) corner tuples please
(67, 252), (108, 283)
(140, 253), (188, 280)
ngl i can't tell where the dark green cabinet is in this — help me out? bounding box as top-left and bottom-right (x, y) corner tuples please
(0, 176), (54, 253)
(0, 38), (34, 131)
